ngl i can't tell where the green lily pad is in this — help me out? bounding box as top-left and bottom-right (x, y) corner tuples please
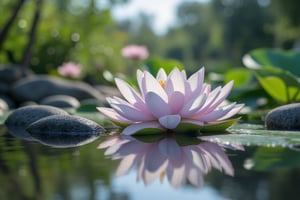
(174, 118), (240, 133)
(201, 123), (300, 148)
(244, 48), (300, 76)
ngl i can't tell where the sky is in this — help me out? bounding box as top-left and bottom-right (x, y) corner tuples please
(111, 0), (209, 35)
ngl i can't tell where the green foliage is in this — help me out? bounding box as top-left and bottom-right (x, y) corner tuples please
(202, 123), (300, 147)
(145, 57), (184, 75)
(244, 48), (300, 103)
(245, 48), (300, 76)
(255, 68), (300, 103)
(224, 68), (254, 88)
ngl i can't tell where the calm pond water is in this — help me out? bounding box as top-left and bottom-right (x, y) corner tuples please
(1, 123), (300, 200)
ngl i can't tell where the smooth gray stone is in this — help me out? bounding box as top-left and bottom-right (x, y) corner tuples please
(0, 95), (15, 109)
(27, 115), (104, 147)
(0, 65), (32, 83)
(5, 105), (69, 141)
(0, 82), (9, 94)
(5, 105), (68, 128)
(265, 103), (300, 131)
(39, 95), (80, 108)
(10, 75), (105, 103)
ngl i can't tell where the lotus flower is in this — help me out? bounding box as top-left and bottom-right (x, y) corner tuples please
(57, 62), (81, 78)
(121, 45), (149, 60)
(98, 135), (243, 188)
(97, 67), (244, 135)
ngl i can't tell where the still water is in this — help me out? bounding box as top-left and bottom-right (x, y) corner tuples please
(0, 124), (300, 200)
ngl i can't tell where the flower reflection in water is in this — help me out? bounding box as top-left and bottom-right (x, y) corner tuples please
(98, 134), (244, 188)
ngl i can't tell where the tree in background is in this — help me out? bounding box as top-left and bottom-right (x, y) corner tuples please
(0, 0), (130, 81)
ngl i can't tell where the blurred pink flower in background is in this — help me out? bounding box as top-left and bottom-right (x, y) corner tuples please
(97, 67), (244, 135)
(57, 62), (81, 78)
(121, 45), (149, 60)
(98, 135), (243, 188)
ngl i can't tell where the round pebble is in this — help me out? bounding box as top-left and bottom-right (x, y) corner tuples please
(26, 115), (104, 147)
(4, 105), (68, 128)
(265, 103), (300, 131)
(39, 95), (80, 108)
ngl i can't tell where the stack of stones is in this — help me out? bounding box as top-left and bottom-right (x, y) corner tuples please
(1, 65), (121, 146)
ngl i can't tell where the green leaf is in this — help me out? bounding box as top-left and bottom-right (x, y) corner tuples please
(224, 68), (253, 88)
(244, 48), (300, 76)
(201, 123), (300, 147)
(200, 118), (241, 132)
(255, 68), (300, 103)
(145, 57), (184, 75)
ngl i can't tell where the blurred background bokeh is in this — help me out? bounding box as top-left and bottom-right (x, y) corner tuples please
(1, 0), (299, 79)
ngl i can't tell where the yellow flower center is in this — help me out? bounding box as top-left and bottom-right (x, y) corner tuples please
(160, 172), (166, 183)
(158, 80), (166, 89)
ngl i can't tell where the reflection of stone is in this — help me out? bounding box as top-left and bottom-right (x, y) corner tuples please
(265, 103), (300, 130)
(98, 135), (243, 188)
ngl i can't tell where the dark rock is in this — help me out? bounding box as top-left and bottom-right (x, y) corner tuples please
(95, 85), (121, 98)
(0, 95), (15, 109)
(39, 95), (80, 108)
(0, 82), (9, 94)
(10, 75), (105, 103)
(27, 115), (104, 147)
(5, 105), (68, 128)
(5, 105), (69, 141)
(0, 65), (32, 83)
(265, 103), (300, 131)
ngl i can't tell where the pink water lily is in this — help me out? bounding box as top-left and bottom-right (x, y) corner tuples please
(121, 45), (149, 60)
(98, 135), (243, 188)
(97, 67), (244, 135)
(57, 61), (81, 78)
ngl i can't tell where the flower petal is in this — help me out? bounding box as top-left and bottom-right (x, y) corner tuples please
(142, 71), (168, 101)
(115, 78), (145, 110)
(145, 92), (171, 118)
(187, 67), (205, 93)
(195, 103), (237, 122)
(122, 122), (163, 135)
(110, 102), (154, 121)
(202, 81), (234, 114)
(165, 68), (185, 96)
(156, 68), (167, 80)
(218, 104), (244, 120)
(97, 107), (133, 123)
(180, 93), (207, 116)
(168, 91), (185, 114)
(159, 114), (181, 129)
